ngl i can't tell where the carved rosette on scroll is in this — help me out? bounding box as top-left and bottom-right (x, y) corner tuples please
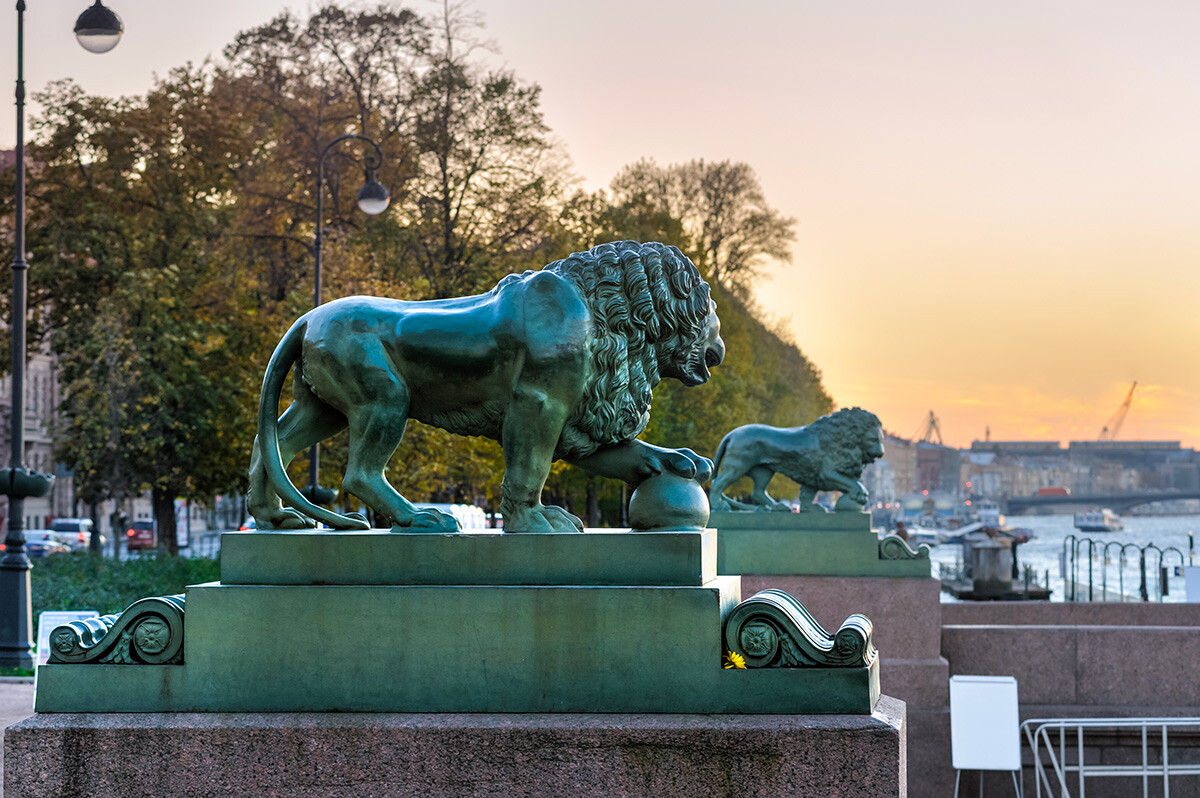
(723, 588), (876, 668)
(48, 594), (185, 665)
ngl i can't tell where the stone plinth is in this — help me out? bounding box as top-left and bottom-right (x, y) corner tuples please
(35, 531), (879, 715)
(737, 575), (942, 798)
(220, 528), (717, 586)
(5, 698), (906, 798)
(712, 511), (930, 578)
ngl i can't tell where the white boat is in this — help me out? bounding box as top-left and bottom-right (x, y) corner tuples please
(975, 500), (1005, 528)
(1074, 508), (1123, 532)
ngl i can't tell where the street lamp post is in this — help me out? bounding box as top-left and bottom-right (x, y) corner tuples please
(0, 0), (123, 670)
(303, 134), (389, 507)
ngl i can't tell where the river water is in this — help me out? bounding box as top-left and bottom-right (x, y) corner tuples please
(928, 513), (1200, 603)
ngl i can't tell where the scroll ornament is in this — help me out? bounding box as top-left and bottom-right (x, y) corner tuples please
(48, 594), (185, 665)
(878, 533), (931, 561)
(723, 589), (876, 668)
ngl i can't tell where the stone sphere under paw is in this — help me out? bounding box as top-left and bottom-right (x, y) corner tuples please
(628, 474), (710, 530)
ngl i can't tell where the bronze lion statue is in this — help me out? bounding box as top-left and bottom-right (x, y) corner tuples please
(248, 240), (725, 533)
(708, 408), (884, 513)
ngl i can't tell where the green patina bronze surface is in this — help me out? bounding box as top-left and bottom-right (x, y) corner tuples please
(36, 531), (879, 714)
(878, 533), (932, 561)
(713, 511), (931, 577)
(709, 408), (884, 513)
(220, 530), (717, 586)
(248, 241), (725, 534)
(627, 473), (711, 530)
(47, 594), (185, 665)
(724, 588), (877, 668)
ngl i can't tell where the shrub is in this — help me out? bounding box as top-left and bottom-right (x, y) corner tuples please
(31, 551), (220, 618)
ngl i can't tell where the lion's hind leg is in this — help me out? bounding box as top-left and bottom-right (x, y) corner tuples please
(341, 394), (459, 533)
(795, 485), (825, 513)
(249, 385), (348, 529)
(748, 465), (792, 512)
(708, 461), (746, 512)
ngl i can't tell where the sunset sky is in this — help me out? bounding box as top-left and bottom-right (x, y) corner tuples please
(3, 0), (1198, 447)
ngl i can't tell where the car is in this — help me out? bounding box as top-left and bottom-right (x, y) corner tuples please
(50, 518), (103, 551)
(24, 530), (71, 558)
(125, 520), (157, 551)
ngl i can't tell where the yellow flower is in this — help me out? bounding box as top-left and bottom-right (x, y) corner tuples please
(723, 650), (747, 669)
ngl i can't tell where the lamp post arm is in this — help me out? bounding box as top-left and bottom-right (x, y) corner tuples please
(313, 134), (384, 310)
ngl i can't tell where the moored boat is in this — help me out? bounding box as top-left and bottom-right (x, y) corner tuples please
(1074, 508), (1123, 532)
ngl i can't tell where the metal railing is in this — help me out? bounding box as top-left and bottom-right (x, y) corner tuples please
(1022, 717), (1200, 797)
(1062, 535), (1187, 602)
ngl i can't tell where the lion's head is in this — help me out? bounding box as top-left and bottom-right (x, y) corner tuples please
(811, 407), (885, 477)
(541, 241), (723, 458)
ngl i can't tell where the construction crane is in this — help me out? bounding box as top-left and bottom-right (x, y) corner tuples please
(1098, 381), (1137, 441)
(918, 410), (944, 445)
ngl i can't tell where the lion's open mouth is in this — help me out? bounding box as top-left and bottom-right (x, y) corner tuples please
(682, 340), (724, 386)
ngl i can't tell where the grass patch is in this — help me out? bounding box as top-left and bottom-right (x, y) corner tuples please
(32, 551), (220, 619)
(0, 667), (33, 677)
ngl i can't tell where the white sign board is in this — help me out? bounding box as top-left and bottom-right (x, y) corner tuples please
(950, 675), (1021, 771)
(36, 610), (99, 667)
(174, 498), (190, 549)
(1185, 567), (1200, 603)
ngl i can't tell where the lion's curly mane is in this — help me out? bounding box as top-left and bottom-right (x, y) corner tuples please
(534, 241), (713, 458)
(810, 407), (883, 476)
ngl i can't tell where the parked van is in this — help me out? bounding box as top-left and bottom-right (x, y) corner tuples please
(50, 518), (101, 551)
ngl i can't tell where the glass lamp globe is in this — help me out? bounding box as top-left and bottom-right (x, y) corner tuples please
(356, 173), (390, 216)
(74, 1), (123, 54)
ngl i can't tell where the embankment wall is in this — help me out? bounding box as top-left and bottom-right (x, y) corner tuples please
(940, 601), (1200, 798)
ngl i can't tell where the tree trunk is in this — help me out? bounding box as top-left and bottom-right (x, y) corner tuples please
(87, 501), (102, 554)
(152, 487), (179, 556)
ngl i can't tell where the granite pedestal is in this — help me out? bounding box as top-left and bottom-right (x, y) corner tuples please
(12, 528), (905, 795)
(5, 697), (906, 798)
(712, 511), (939, 798)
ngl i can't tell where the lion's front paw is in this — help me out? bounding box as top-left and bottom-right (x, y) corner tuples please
(504, 504), (584, 533)
(660, 448), (713, 482)
(256, 508), (317, 531)
(393, 509), (460, 533)
(834, 493), (865, 512)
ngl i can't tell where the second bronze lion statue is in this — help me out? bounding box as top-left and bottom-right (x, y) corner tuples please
(248, 240), (725, 533)
(709, 408), (884, 513)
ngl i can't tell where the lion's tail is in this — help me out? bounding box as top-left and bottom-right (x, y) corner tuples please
(257, 316), (369, 531)
(712, 433), (730, 479)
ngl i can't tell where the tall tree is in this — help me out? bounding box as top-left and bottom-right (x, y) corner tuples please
(7, 2), (831, 535)
(399, 0), (566, 297)
(610, 158), (796, 299)
(219, 4), (428, 305)
(23, 69), (261, 552)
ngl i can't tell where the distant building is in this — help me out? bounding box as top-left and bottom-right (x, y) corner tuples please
(1, 149), (76, 529)
(916, 441), (960, 494)
(862, 432), (917, 505)
(0, 347), (76, 529)
(1067, 441), (1195, 494)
